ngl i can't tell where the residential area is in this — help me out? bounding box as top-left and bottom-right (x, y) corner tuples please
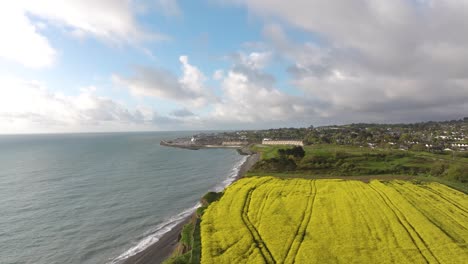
(182, 117), (468, 152)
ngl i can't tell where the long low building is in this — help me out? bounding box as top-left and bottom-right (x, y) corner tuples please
(222, 141), (248, 146)
(262, 139), (304, 146)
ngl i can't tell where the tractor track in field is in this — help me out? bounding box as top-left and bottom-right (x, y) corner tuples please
(420, 186), (468, 215)
(282, 180), (317, 264)
(391, 183), (468, 233)
(255, 180), (289, 224)
(241, 187), (277, 264)
(369, 184), (440, 264)
(389, 183), (466, 243)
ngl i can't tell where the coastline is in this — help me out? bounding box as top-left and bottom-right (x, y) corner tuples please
(122, 151), (259, 264)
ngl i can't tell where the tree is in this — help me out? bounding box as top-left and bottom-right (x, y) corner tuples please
(278, 149), (286, 158)
(291, 146), (306, 159)
(277, 146), (305, 159)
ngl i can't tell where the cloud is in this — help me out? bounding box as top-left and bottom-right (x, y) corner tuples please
(0, 3), (56, 68)
(0, 1), (162, 68)
(113, 55), (216, 107)
(213, 70), (225, 80)
(233, 51), (272, 70)
(23, 0), (160, 43)
(170, 108), (195, 117)
(219, 0), (468, 124)
(229, 51), (276, 88)
(210, 51), (315, 125)
(0, 76), (152, 133)
(112, 51), (316, 129)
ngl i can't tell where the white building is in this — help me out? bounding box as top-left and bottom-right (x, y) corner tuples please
(262, 139), (304, 146)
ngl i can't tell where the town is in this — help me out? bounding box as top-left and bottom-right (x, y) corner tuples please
(164, 117), (468, 152)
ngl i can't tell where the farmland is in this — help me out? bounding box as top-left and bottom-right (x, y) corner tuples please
(201, 177), (468, 263)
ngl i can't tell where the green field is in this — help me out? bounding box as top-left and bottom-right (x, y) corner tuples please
(201, 177), (468, 263)
(248, 145), (468, 186)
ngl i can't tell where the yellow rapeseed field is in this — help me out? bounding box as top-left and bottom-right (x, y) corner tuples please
(200, 177), (468, 264)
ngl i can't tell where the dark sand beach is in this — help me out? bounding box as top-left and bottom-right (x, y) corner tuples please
(123, 153), (260, 264)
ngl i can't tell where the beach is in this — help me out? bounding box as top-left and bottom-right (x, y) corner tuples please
(123, 152), (260, 264)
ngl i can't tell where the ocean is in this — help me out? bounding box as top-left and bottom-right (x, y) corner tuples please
(0, 132), (246, 264)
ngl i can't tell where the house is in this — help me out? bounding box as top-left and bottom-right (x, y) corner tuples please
(262, 138), (304, 146)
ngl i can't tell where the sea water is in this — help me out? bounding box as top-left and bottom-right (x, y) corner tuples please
(0, 132), (245, 264)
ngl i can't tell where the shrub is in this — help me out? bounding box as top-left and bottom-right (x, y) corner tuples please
(278, 146), (306, 159)
(201, 192), (223, 206)
(180, 223), (194, 249)
(430, 161), (448, 176)
(251, 157), (297, 172)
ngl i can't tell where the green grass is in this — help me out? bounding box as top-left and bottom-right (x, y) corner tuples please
(248, 144), (468, 187)
(191, 219), (202, 264)
(180, 223), (194, 249)
(164, 191), (224, 264)
(250, 144), (286, 159)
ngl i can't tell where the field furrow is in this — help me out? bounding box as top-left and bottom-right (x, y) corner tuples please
(421, 185), (468, 216)
(283, 180), (316, 264)
(241, 188), (276, 263)
(368, 182), (439, 263)
(389, 182), (467, 240)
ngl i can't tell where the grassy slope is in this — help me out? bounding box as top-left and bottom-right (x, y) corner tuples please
(248, 144), (468, 192)
(163, 192), (223, 264)
(252, 144), (468, 160)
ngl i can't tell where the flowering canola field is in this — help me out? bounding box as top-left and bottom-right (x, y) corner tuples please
(201, 177), (468, 263)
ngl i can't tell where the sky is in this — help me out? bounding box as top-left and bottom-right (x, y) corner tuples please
(0, 0), (467, 133)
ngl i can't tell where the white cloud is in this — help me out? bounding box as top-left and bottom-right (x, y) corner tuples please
(114, 55), (216, 107)
(237, 51), (272, 70)
(23, 0), (159, 43)
(112, 52), (315, 129)
(210, 52), (314, 125)
(179, 55), (208, 97)
(0, 76), (153, 133)
(0, 3), (56, 68)
(0, 0), (161, 68)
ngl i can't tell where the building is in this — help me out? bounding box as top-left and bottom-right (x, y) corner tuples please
(452, 143), (468, 148)
(222, 141), (248, 146)
(262, 138), (304, 146)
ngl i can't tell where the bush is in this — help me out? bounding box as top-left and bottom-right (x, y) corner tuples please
(278, 146), (306, 159)
(201, 192), (223, 206)
(430, 161), (449, 176)
(339, 162), (355, 173)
